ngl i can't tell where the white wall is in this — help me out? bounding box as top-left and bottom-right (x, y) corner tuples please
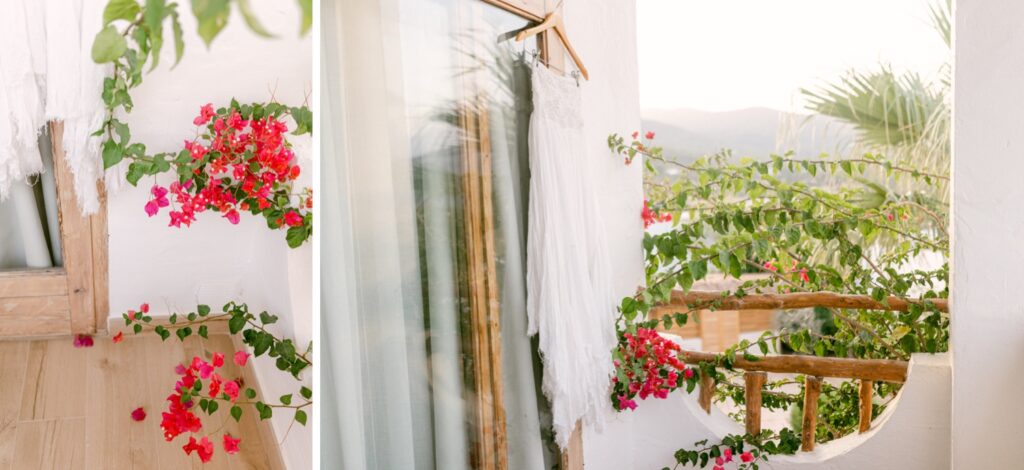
(559, 1), (645, 468)
(103, 2), (312, 468)
(951, 1), (1024, 467)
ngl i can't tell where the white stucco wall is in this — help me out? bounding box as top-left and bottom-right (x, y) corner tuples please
(951, 1), (1024, 467)
(103, 2), (312, 468)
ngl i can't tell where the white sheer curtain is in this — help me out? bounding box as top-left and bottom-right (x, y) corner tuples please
(322, 0), (551, 468)
(0, 129), (62, 270)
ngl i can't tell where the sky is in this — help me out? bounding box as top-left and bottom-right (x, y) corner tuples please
(637, 0), (950, 113)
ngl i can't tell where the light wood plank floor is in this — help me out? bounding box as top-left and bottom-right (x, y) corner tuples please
(0, 335), (275, 470)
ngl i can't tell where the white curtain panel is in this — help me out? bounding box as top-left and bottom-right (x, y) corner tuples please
(322, 0), (549, 468)
(0, 130), (61, 270)
(0, 0), (110, 214)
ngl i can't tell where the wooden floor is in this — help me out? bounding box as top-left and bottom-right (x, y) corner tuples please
(0, 334), (275, 470)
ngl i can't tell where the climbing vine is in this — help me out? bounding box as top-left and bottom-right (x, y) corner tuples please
(610, 132), (949, 468)
(91, 0), (313, 247)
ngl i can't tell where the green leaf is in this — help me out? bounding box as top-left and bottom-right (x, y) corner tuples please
(279, 394), (292, 405)
(102, 140), (124, 169)
(235, 0), (275, 37)
(245, 387), (257, 399)
(198, 325), (208, 339)
(198, 304), (211, 316)
(258, 402), (273, 420)
(133, 323), (142, 334)
(228, 314), (246, 334)
(104, 0), (141, 25)
(290, 106), (313, 135)
(92, 25), (128, 64)
(144, 0), (166, 70)
(295, 409), (307, 426)
(286, 225), (310, 248)
(253, 332), (273, 357)
(191, 0), (231, 46)
(259, 312), (278, 325)
(296, 0), (312, 35)
(300, 386), (312, 400)
(207, 400), (219, 414)
(231, 405), (242, 422)
(170, 9), (185, 67)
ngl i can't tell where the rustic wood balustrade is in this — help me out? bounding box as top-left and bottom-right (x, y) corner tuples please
(654, 289), (928, 452)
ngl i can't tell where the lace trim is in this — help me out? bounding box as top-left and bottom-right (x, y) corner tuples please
(531, 65), (583, 129)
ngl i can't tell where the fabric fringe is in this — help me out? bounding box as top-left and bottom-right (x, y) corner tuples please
(0, 0), (110, 214)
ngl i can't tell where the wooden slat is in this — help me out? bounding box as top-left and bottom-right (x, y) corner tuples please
(559, 420), (583, 470)
(0, 341), (29, 467)
(801, 376), (822, 452)
(90, 180), (110, 333)
(0, 296), (71, 337)
(0, 270), (68, 298)
(664, 290), (948, 313)
(859, 379), (874, 434)
(679, 350), (909, 383)
(50, 122), (97, 334)
(744, 372), (766, 436)
(698, 373), (714, 414)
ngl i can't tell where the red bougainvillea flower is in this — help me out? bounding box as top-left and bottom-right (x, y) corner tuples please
(140, 303), (150, 313)
(631, 131), (639, 139)
(193, 103), (215, 126)
(183, 436), (215, 463)
(212, 352), (225, 368)
(112, 331), (124, 343)
(641, 200), (673, 228)
(131, 407), (146, 421)
(741, 451), (754, 463)
(233, 351), (250, 367)
(161, 393), (202, 441)
(645, 131), (655, 139)
(223, 380), (240, 402)
(617, 394), (637, 411)
(612, 327), (688, 410)
(73, 334), (94, 348)
(223, 434), (241, 455)
(284, 211), (303, 227)
(712, 466), (723, 470)
(208, 374), (222, 398)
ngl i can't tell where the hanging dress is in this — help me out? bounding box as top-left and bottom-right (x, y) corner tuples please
(526, 63), (617, 449)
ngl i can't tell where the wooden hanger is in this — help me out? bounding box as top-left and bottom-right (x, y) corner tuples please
(514, 12), (589, 81)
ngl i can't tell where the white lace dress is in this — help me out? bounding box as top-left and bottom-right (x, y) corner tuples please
(526, 64), (616, 449)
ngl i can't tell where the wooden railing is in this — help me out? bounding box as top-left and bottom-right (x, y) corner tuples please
(652, 288), (930, 451)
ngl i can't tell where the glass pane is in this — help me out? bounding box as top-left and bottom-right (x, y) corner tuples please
(0, 128), (63, 271)
(330, 0), (552, 469)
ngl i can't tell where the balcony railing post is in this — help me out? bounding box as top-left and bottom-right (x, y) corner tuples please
(801, 376), (822, 452)
(698, 372), (715, 414)
(744, 371), (766, 435)
(859, 379), (874, 433)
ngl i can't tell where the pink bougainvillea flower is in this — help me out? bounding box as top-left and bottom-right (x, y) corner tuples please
(723, 447), (733, 462)
(233, 351), (250, 367)
(284, 210), (303, 227)
(131, 407), (146, 421)
(645, 131), (655, 139)
(741, 451), (754, 463)
(140, 303), (150, 314)
(617, 394), (637, 411)
(162, 393), (202, 441)
(212, 352), (225, 368)
(199, 362), (215, 380)
(224, 209), (240, 225)
(712, 466), (724, 470)
(763, 261), (778, 272)
(223, 433), (241, 454)
(73, 334), (94, 348)
(683, 367), (694, 380)
(798, 268), (810, 283)
(175, 363), (188, 376)
(209, 374), (223, 398)
(223, 380), (240, 402)
(194, 103), (215, 126)
(183, 436), (215, 463)
(145, 185), (170, 217)
(112, 331), (124, 344)
(631, 131), (639, 139)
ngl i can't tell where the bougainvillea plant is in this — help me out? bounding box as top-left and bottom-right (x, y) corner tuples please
(609, 132), (948, 468)
(92, 0), (314, 247)
(123, 301), (312, 463)
(128, 102), (313, 247)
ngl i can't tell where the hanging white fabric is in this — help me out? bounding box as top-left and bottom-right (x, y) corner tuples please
(0, 0), (109, 214)
(526, 63), (617, 449)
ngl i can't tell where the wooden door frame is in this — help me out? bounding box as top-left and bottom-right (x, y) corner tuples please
(461, 1), (582, 469)
(0, 122), (109, 338)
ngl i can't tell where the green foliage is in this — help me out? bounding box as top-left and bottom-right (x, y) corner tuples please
(610, 133), (948, 467)
(123, 301), (312, 427)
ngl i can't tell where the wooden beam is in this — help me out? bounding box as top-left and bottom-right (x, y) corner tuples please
(0, 296), (71, 337)
(678, 350), (908, 383)
(559, 420), (583, 470)
(0, 270), (67, 298)
(744, 372), (766, 435)
(90, 180), (110, 333)
(801, 376), (822, 452)
(859, 379), (874, 433)
(662, 290), (948, 313)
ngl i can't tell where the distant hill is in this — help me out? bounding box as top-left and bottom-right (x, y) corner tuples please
(641, 107), (857, 162)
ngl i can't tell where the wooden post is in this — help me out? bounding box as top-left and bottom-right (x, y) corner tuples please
(559, 420), (584, 470)
(801, 376), (822, 451)
(859, 379), (874, 433)
(744, 372), (766, 435)
(698, 372), (715, 413)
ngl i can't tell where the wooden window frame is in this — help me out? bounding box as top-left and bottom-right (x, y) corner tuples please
(0, 122), (109, 338)
(459, 1), (581, 469)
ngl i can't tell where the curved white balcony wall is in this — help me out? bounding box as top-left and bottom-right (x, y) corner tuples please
(601, 353), (951, 470)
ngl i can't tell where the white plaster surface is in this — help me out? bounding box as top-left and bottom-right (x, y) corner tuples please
(951, 1), (1024, 468)
(101, 1), (312, 467)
